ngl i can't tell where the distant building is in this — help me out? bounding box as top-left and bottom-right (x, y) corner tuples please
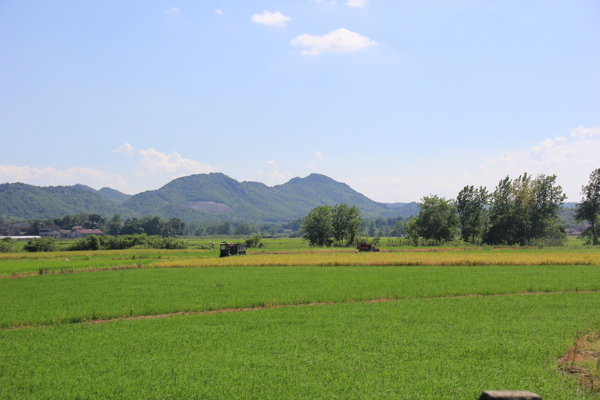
(0, 223), (9, 236)
(8, 223), (30, 236)
(69, 227), (104, 238)
(39, 224), (62, 238)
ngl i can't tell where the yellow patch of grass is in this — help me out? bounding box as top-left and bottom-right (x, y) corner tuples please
(153, 250), (600, 269)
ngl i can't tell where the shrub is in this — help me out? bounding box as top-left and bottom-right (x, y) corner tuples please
(245, 234), (262, 248)
(24, 237), (57, 252)
(0, 237), (16, 253)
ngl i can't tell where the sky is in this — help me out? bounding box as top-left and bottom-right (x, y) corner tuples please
(1, 0), (599, 203)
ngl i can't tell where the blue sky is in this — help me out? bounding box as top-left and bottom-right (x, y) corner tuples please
(1, 0), (599, 203)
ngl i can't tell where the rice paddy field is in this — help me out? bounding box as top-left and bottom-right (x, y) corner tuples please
(2, 238), (600, 399)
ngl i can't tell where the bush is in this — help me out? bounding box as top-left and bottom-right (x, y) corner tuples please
(0, 237), (16, 253)
(24, 237), (57, 252)
(245, 234), (262, 248)
(66, 234), (187, 251)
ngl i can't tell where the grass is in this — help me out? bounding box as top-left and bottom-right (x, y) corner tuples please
(3, 264), (600, 329)
(2, 242), (600, 398)
(1, 293), (600, 399)
(2, 245), (600, 277)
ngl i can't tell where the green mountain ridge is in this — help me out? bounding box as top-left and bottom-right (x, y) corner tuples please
(1, 173), (419, 223)
(121, 173), (407, 223)
(0, 183), (139, 220)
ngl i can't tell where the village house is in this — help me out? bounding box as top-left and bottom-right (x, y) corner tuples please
(39, 224), (62, 238)
(8, 223), (30, 236)
(69, 227), (104, 239)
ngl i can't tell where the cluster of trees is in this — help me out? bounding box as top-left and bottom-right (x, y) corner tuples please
(409, 173), (568, 246)
(361, 216), (410, 237)
(19, 214), (185, 237)
(115, 216), (185, 237)
(67, 234), (187, 251)
(23, 234), (188, 252)
(184, 218), (303, 237)
(301, 204), (362, 247)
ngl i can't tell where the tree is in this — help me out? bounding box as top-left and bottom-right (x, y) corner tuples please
(301, 205), (333, 247)
(485, 173), (566, 245)
(106, 214), (122, 236)
(413, 195), (459, 242)
(331, 203), (362, 246)
(575, 168), (600, 245)
(456, 185), (489, 244)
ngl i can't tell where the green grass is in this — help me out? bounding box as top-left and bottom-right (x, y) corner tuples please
(3, 244), (600, 398)
(1, 293), (599, 399)
(3, 264), (600, 329)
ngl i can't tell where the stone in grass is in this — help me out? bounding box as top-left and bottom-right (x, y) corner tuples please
(478, 391), (542, 400)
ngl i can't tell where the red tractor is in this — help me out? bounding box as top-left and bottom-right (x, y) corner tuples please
(357, 242), (379, 252)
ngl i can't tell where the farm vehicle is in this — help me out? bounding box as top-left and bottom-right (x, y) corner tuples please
(219, 242), (247, 257)
(356, 242), (379, 252)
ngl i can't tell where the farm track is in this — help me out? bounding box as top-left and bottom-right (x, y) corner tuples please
(4, 289), (596, 331)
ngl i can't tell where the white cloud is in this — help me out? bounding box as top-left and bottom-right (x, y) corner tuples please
(346, 175), (464, 203)
(310, 151), (324, 168)
(164, 7), (180, 15)
(571, 125), (600, 139)
(290, 28), (377, 55)
(346, 126), (600, 203)
(346, 0), (369, 7)
(471, 126), (600, 200)
(251, 11), (291, 27)
(137, 148), (217, 175)
(254, 161), (292, 185)
(113, 142), (135, 155)
(0, 165), (132, 193)
(215, 9), (223, 15)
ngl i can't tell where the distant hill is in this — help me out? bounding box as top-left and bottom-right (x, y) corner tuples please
(72, 184), (132, 204)
(0, 183), (139, 220)
(122, 173), (413, 223)
(382, 202), (420, 218)
(1, 174), (419, 223)
(97, 187), (132, 204)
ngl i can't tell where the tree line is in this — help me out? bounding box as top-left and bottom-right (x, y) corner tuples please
(11, 214), (185, 237)
(299, 168), (600, 247)
(408, 168), (600, 246)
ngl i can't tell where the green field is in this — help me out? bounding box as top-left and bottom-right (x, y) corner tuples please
(1, 240), (600, 399)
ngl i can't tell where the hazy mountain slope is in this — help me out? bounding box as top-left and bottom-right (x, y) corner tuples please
(72, 184), (132, 204)
(122, 173), (405, 222)
(1, 173), (419, 222)
(0, 183), (139, 220)
(97, 187), (132, 204)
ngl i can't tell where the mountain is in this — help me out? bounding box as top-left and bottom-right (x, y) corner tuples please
(72, 184), (131, 204)
(122, 173), (411, 223)
(97, 187), (132, 204)
(1, 174), (418, 223)
(0, 182), (139, 220)
(383, 202), (420, 218)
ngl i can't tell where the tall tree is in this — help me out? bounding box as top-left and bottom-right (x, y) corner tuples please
(575, 168), (600, 245)
(301, 205), (333, 247)
(331, 203), (362, 246)
(456, 185), (489, 244)
(301, 204), (362, 247)
(413, 195), (459, 242)
(485, 173), (565, 245)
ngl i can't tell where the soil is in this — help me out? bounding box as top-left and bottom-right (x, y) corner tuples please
(558, 332), (600, 393)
